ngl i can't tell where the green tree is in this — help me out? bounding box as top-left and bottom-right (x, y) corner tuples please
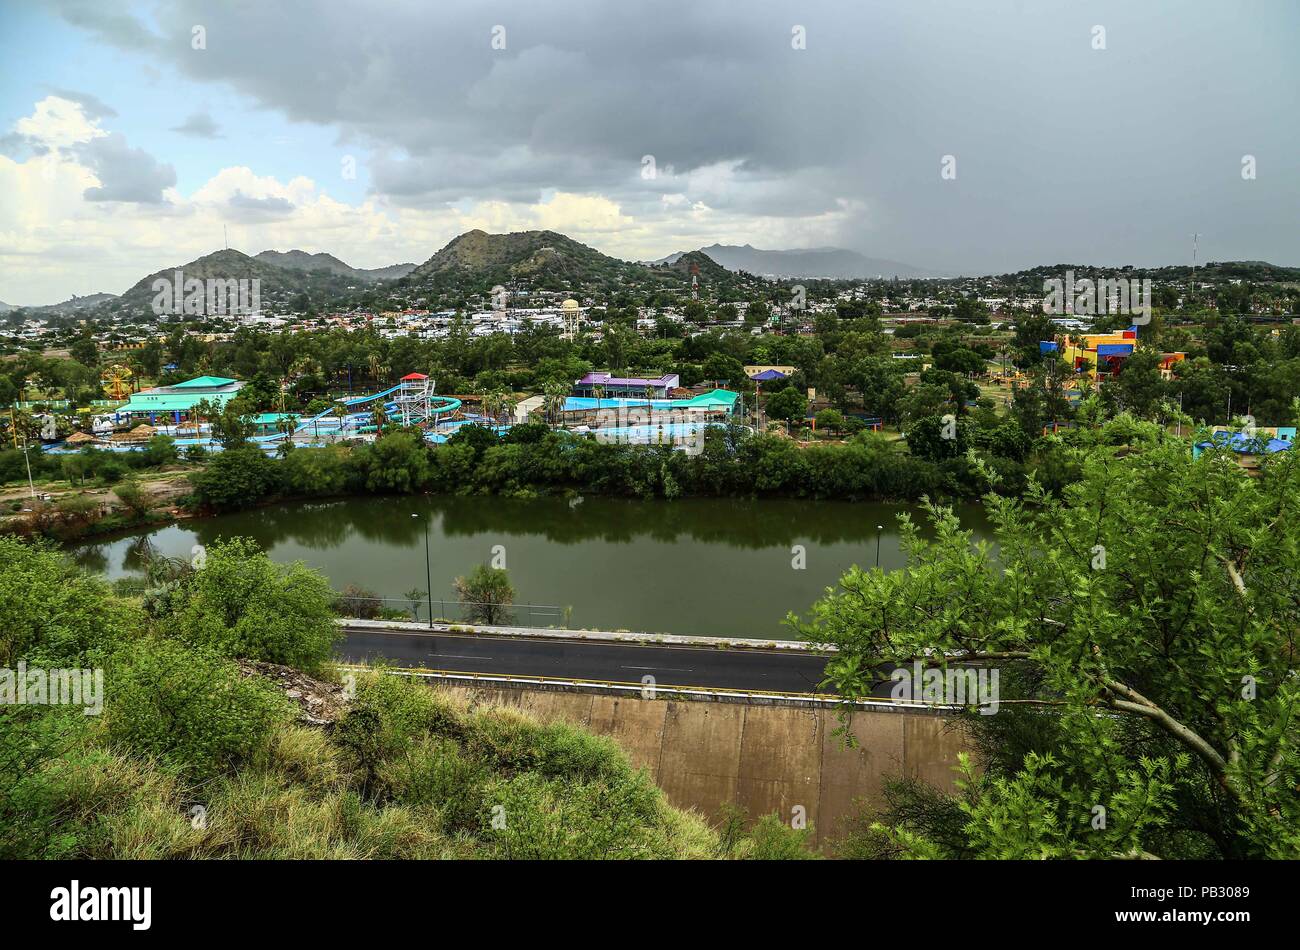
(454, 564), (515, 625)
(167, 537), (340, 671)
(113, 478), (155, 518)
(792, 424), (1300, 859)
(189, 445), (280, 510)
(764, 387), (807, 423)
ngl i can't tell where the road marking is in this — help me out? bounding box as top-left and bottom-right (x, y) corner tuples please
(622, 665), (694, 673)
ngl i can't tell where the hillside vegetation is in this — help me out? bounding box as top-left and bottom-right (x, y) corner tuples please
(0, 535), (813, 860)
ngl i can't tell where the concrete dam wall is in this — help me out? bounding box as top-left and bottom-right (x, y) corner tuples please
(441, 685), (971, 848)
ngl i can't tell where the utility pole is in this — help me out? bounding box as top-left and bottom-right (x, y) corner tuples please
(412, 512), (433, 628)
(21, 439), (35, 498)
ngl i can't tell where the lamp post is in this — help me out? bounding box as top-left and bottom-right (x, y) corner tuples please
(875, 524), (884, 569)
(411, 512), (433, 628)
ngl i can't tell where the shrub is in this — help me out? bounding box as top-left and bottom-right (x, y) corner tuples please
(113, 478), (155, 518)
(0, 535), (134, 667)
(189, 446), (280, 511)
(169, 537), (339, 671)
(104, 639), (289, 782)
(335, 584), (382, 619)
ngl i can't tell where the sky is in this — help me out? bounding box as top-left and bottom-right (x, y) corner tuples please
(1, 0), (1297, 305)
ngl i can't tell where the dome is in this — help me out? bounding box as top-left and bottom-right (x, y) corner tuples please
(561, 298), (579, 311)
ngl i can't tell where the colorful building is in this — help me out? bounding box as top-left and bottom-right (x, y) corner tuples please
(1193, 426), (1296, 470)
(1055, 328), (1185, 381)
(117, 375), (245, 423)
(574, 372), (680, 398)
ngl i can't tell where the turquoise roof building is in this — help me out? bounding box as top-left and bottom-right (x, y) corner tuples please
(118, 376), (245, 418)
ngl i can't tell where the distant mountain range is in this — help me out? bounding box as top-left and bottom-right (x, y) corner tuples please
(651, 244), (945, 279)
(254, 249), (416, 282)
(2, 292), (119, 315)
(17, 230), (1297, 316)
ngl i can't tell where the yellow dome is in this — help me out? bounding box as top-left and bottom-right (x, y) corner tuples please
(561, 298), (579, 311)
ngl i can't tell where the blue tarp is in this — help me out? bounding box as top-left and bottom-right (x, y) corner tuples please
(1198, 431), (1294, 455)
(750, 369), (789, 381)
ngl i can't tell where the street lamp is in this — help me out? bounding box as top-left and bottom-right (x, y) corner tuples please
(411, 512), (433, 629)
(875, 524), (884, 569)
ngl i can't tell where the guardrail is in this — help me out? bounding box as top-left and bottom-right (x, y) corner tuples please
(339, 617), (829, 652)
(339, 664), (960, 712)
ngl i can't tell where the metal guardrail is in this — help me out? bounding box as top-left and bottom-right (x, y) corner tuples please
(342, 664), (961, 712)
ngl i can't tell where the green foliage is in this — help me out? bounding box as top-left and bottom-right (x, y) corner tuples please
(764, 386), (807, 422)
(795, 423), (1300, 859)
(189, 445), (280, 511)
(453, 564), (515, 624)
(166, 537), (339, 671)
(104, 638), (289, 782)
(0, 536), (134, 667)
(113, 477), (154, 518)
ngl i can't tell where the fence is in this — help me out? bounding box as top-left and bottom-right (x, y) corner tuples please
(334, 592), (568, 627)
(106, 577), (570, 628)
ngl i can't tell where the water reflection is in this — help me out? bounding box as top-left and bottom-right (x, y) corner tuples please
(65, 495), (994, 638)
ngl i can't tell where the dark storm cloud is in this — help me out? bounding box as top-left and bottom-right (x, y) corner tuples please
(227, 191), (295, 216)
(76, 133), (176, 203)
(171, 111), (222, 138)
(46, 88), (118, 119)
(53, 0), (1300, 270)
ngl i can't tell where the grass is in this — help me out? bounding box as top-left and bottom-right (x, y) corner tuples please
(6, 668), (726, 860)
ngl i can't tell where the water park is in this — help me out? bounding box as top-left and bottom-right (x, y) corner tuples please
(36, 371), (742, 456)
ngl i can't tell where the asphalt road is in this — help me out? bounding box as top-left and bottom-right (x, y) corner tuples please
(339, 626), (835, 694)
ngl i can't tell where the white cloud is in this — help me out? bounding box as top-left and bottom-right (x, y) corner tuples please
(15, 95), (106, 149)
(0, 96), (863, 304)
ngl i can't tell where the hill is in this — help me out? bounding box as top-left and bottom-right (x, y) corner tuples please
(255, 249), (416, 282)
(10, 292), (121, 315)
(652, 244), (942, 279)
(403, 229), (649, 294)
(401, 229), (757, 301)
(110, 248), (363, 315)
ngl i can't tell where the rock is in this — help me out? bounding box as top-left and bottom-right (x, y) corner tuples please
(235, 658), (351, 727)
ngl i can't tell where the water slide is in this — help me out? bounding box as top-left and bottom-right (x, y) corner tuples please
(252, 383), (462, 443)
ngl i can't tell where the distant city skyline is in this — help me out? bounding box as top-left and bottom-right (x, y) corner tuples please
(2, 0), (1298, 304)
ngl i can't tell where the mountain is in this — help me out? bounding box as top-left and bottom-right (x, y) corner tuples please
(404, 229), (645, 293)
(401, 229), (753, 299)
(646, 249), (735, 285)
(9, 292), (120, 314)
(255, 249), (416, 282)
(111, 248), (363, 314)
(652, 244), (942, 279)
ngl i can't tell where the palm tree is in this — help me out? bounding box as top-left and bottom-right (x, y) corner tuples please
(543, 381), (568, 425)
(481, 389), (505, 425)
(592, 384), (606, 429)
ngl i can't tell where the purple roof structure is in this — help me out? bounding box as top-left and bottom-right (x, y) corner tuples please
(577, 372), (680, 389)
(749, 369), (788, 381)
